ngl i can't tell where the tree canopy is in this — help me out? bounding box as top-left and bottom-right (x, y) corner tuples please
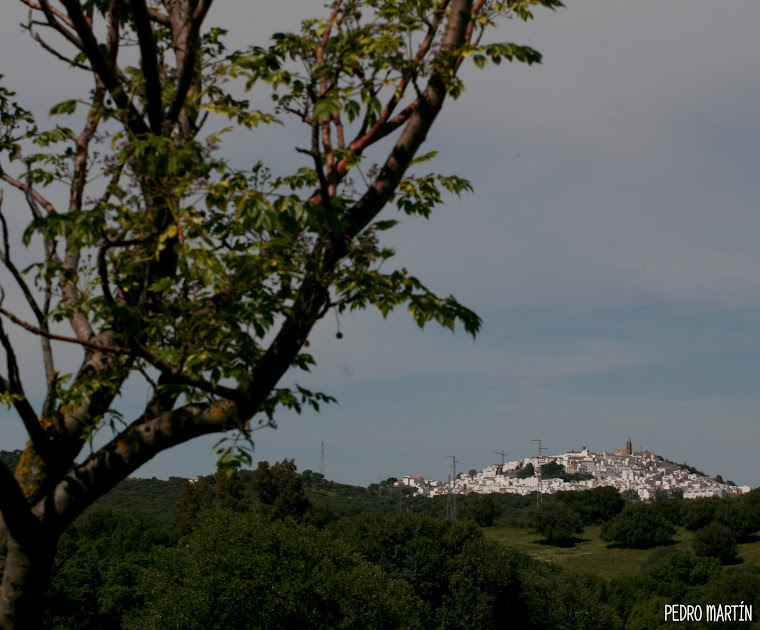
(600, 503), (676, 549)
(0, 0), (562, 625)
(531, 501), (583, 543)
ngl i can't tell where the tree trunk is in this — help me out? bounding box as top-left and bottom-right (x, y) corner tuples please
(0, 524), (57, 630)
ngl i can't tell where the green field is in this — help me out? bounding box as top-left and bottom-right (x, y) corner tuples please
(486, 525), (760, 581)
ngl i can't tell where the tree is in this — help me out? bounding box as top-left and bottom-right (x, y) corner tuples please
(553, 486), (625, 525)
(716, 497), (760, 541)
(531, 502), (583, 544)
(301, 469), (325, 487)
(539, 460), (565, 479)
(650, 488), (669, 503)
(681, 496), (722, 532)
(250, 458), (313, 521)
(669, 487), (684, 501)
(620, 489), (641, 503)
(131, 511), (424, 630)
(176, 476), (216, 534)
(515, 462), (535, 479)
(644, 548), (719, 590)
(0, 0), (561, 625)
(700, 567), (760, 630)
(600, 503), (675, 548)
(462, 493), (501, 527)
(692, 522), (738, 564)
(44, 509), (179, 629)
(176, 468), (249, 533)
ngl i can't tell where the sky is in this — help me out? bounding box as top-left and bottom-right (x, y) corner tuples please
(1, 1), (760, 488)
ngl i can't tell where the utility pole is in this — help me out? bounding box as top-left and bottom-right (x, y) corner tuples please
(445, 455), (458, 520)
(491, 451), (507, 473)
(532, 439), (548, 507)
(320, 441), (325, 477)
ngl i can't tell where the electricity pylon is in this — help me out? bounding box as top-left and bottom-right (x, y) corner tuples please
(532, 439), (548, 507)
(445, 455), (458, 520)
(492, 450), (508, 468)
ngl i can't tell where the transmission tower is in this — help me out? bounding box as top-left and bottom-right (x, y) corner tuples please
(532, 439), (548, 507)
(491, 451), (507, 472)
(445, 455), (458, 520)
(320, 441), (325, 477)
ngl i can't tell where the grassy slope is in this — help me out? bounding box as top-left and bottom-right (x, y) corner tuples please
(486, 525), (760, 580)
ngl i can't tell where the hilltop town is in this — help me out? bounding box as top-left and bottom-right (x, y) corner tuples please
(396, 441), (751, 500)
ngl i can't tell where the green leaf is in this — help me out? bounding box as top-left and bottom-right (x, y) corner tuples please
(313, 96), (342, 122)
(49, 99), (78, 116)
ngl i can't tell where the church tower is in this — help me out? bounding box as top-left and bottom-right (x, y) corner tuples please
(626, 438), (632, 456)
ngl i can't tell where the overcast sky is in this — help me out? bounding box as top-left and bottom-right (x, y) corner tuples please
(1, 1), (760, 488)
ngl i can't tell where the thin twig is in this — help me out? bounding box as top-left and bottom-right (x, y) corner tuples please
(0, 306), (132, 355)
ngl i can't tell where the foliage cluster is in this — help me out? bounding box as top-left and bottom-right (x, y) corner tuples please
(550, 485), (626, 526)
(176, 468), (250, 533)
(33, 454), (760, 629)
(0, 0), (567, 621)
(457, 494), (502, 527)
(530, 501), (584, 543)
(600, 502), (676, 549)
(45, 510), (181, 630)
(46, 509), (621, 630)
(514, 462), (535, 479)
(692, 522), (738, 565)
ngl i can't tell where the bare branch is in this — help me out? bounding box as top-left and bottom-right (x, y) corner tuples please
(31, 0), (82, 47)
(165, 0), (214, 131)
(20, 0), (74, 28)
(0, 172), (56, 216)
(0, 193), (45, 327)
(129, 0), (164, 132)
(57, 89), (107, 346)
(106, 0), (120, 65)
(0, 316), (48, 452)
(0, 192), (55, 385)
(0, 306), (131, 356)
(58, 0), (150, 137)
(22, 20), (90, 70)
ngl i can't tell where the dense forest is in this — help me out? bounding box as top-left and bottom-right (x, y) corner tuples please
(9, 451), (756, 629)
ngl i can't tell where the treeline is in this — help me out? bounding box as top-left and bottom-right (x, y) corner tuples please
(7, 450), (757, 629)
(42, 459), (760, 630)
(531, 487), (760, 564)
(45, 481), (622, 629)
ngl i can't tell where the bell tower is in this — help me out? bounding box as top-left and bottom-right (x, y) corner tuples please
(626, 438), (632, 455)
